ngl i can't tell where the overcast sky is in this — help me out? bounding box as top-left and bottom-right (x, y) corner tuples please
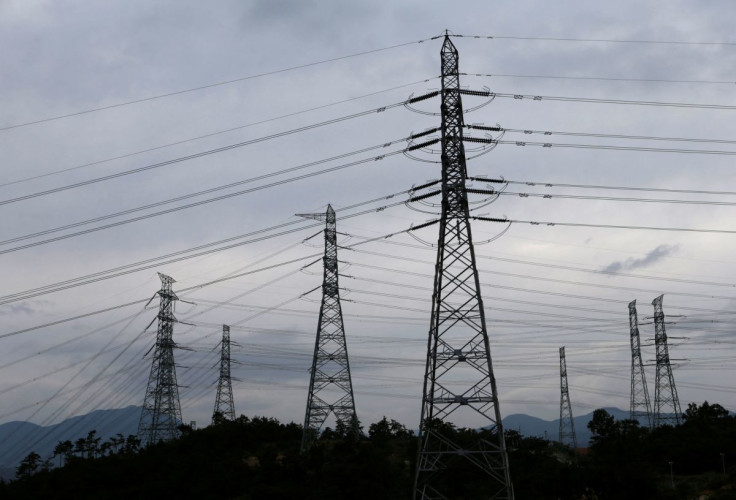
(2, 0), (736, 456)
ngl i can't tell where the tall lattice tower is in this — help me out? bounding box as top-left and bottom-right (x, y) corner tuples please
(212, 324), (236, 423)
(138, 272), (183, 443)
(558, 347), (578, 449)
(300, 204), (357, 452)
(652, 295), (682, 427)
(628, 300), (652, 427)
(413, 34), (513, 500)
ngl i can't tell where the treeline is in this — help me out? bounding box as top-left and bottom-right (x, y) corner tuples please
(1, 402), (735, 499)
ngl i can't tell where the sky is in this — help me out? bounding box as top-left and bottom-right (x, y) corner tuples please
(2, 0), (736, 457)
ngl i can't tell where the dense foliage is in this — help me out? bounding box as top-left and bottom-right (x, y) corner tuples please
(1, 402), (735, 499)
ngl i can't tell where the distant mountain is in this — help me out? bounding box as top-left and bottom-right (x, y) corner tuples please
(0, 405), (141, 479)
(503, 407), (634, 447)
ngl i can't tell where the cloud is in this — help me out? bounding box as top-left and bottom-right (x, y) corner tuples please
(601, 244), (678, 274)
(0, 302), (37, 317)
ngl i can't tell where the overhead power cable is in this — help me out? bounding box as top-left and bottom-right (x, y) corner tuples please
(0, 36), (437, 132)
(1, 77), (437, 188)
(452, 33), (736, 46)
(349, 245), (736, 301)
(0, 137), (415, 253)
(462, 72), (736, 86)
(502, 178), (736, 197)
(474, 215), (736, 236)
(498, 191), (736, 207)
(0, 203), (411, 336)
(350, 234), (736, 289)
(494, 139), (736, 156)
(0, 97), (420, 207)
(491, 91), (736, 110)
(0, 188), (411, 304)
(493, 127), (736, 146)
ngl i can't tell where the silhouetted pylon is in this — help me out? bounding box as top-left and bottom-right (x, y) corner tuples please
(212, 324), (236, 423)
(300, 205), (358, 452)
(558, 346), (577, 449)
(413, 34), (513, 500)
(652, 295), (682, 427)
(629, 300), (652, 427)
(138, 272), (182, 443)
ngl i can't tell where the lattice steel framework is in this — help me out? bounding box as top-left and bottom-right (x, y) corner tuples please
(212, 324), (236, 423)
(628, 300), (652, 428)
(558, 347), (578, 449)
(413, 34), (513, 500)
(652, 295), (682, 427)
(300, 204), (357, 452)
(138, 272), (182, 443)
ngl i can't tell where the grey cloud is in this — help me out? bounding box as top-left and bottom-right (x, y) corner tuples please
(601, 244), (678, 274)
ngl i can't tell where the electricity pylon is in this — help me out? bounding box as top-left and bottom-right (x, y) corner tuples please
(212, 324), (236, 423)
(300, 204), (357, 452)
(628, 300), (652, 428)
(413, 34), (513, 500)
(652, 295), (682, 427)
(558, 347), (578, 449)
(138, 272), (183, 443)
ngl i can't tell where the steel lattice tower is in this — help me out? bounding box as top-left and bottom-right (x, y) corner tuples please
(652, 295), (682, 427)
(413, 34), (513, 500)
(628, 300), (652, 428)
(138, 272), (183, 443)
(558, 347), (578, 449)
(212, 324), (236, 423)
(300, 204), (357, 452)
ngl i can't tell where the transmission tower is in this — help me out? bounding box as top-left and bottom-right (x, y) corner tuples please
(138, 272), (183, 443)
(212, 324), (236, 423)
(300, 204), (357, 452)
(628, 300), (652, 428)
(413, 34), (513, 500)
(558, 346), (578, 449)
(652, 295), (682, 427)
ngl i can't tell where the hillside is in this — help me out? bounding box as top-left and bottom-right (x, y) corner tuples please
(1, 403), (735, 499)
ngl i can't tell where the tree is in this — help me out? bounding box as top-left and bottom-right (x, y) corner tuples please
(123, 434), (141, 454)
(53, 440), (73, 467)
(15, 452), (41, 479)
(84, 430), (100, 458)
(683, 401), (730, 423)
(587, 409), (617, 444)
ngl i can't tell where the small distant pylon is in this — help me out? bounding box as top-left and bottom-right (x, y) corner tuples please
(138, 272), (183, 443)
(558, 346), (578, 448)
(300, 204), (358, 452)
(628, 300), (652, 428)
(212, 324), (236, 423)
(652, 295), (682, 427)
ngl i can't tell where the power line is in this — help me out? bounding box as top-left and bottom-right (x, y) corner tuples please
(0, 188), (410, 304)
(348, 245), (736, 301)
(0, 140), (412, 253)
(1, 77), (437, 189)
(452, 33), (736, 46)
(462, 72), (736, 86)
(494, 139), (736, 156)
(0, 206), (411, 337)
(475, 216), (736, 235)
(0, 36), (437, 132)
(0, 96), (419, 207)
(348, 235), (736, 289)
(503, 178), (736, 197)
(492, 91), (736, 110)
(498, 190), (736, 207)
(495, 127), (736, 146)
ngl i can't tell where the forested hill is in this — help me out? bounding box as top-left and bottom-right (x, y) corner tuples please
(2, 403), (735, 499)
